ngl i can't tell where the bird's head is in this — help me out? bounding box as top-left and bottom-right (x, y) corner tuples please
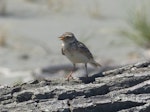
(59, 32), (77, 44)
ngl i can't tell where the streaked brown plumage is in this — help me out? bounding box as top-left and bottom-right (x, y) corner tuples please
(59, 32), (101, 80)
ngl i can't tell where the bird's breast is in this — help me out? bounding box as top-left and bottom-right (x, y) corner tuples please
(63, 47), (89, 63)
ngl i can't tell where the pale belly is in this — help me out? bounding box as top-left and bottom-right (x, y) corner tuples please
(64, 50), (89, 63)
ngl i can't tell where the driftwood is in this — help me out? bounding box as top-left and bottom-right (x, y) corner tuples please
(0, 61), (150, 112)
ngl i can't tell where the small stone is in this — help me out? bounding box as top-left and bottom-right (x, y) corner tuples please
(15, 91), (33, 102)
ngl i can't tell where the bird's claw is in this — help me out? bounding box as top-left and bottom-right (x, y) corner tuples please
(65, 72), (74, 81)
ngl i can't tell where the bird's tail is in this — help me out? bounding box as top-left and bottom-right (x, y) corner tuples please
(90, 60), (101, 67)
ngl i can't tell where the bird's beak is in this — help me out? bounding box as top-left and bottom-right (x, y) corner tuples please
(59, 36), (65, 40)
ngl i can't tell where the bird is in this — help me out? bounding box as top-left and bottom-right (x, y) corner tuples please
(59, 32), (101, 80)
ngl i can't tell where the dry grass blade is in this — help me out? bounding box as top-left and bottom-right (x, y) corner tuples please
(87, 1), (101, 19)
(120, 2), (150, 48)
(0, 28), (7, 47)
(0, 0), (7, 16)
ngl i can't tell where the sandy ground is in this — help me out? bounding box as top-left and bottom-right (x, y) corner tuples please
(0, 0), (149, 85)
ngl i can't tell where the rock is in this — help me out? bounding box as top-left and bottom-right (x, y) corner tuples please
(14, 91), (33, 102)
(0, 61), (150, 112)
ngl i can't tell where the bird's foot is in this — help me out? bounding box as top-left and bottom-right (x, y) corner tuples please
(85, 74), (88, 78)
(65, 72), (74, 81)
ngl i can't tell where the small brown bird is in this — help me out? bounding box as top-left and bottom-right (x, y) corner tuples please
(59, 32), (101, 80)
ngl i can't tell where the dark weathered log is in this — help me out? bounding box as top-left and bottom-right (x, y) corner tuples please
(0, 61), (150, 112)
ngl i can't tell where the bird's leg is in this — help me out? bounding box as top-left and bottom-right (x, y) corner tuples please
(66, 63), (76, 81)
(85, 63), (88, 78)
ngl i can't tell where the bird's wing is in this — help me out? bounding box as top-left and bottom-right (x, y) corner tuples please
(77, 41), (94, 59)
(61, 48), (65, 55)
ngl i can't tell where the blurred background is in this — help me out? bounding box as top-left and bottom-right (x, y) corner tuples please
(0, 0), (150, 85)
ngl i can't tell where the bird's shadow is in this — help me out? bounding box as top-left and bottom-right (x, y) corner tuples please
(78, 66), (116, 84)
(33, 64), (118, 84)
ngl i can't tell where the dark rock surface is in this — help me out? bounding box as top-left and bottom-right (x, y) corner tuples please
(0, 61), (150, 112)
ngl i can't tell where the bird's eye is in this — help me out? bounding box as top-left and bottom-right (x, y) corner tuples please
(66, 36), (73, 39)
